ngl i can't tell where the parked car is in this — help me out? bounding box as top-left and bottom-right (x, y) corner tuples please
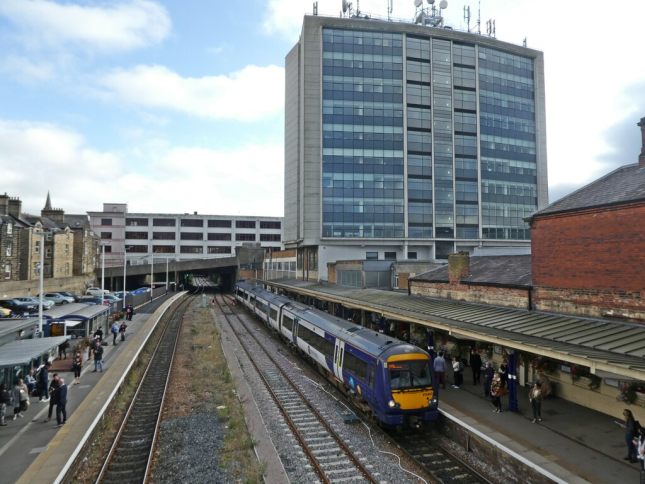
(131, 287), (151, 295)
(0, 306), (12, 318)
(57, 291), (80, 302)
(86, 287), (110, 296)
(78, 295), (102, 305)
(39, 292), (75, 305)
(0, 299), (37, 315)
(102, 294), (121, 303)
(112, 291), (130, 300)
(15, 297), (55, 310)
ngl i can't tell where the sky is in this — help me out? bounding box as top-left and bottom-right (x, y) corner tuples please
(1, 0), (644, 217)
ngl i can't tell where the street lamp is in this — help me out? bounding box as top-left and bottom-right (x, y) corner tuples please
(123, 245), (130, 308)
(150, 251), (154, 301)
(101, 243), (106, 300)
(165, 256), (169, 292)
(37, 230), (45, 337)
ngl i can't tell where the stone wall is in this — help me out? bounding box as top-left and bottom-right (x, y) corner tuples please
(411, 280), (530, 309)
(0, 274), (95, 298)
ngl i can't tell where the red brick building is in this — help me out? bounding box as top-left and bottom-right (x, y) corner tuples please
(529, 118), (645, 322)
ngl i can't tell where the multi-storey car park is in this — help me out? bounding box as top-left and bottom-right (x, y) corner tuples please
(88, 203), (283, 268)
(284, 9), (547, 280)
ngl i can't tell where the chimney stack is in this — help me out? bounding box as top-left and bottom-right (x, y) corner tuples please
(638, 117), (645, 167)
(448, 251), (470, 285)
(7, 197), (22, 218)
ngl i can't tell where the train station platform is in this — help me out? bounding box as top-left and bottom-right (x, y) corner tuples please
(439, 376), (642, 483)
(0, 293), (179, 484)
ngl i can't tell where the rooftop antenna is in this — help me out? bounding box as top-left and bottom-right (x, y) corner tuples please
(313, 1), (318, 15)
(477, 0), (481, 34)
(341, 0), (352, 17)
(463, 5), (471, 32)
(523, 37), (527, 47)
(414, 0), (447, 28)
(387, 0), (393, 20)
(486, 18), (496, 38)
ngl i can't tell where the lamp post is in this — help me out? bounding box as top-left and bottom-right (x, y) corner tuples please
(123, 245), (129, 308)
(165, 256), (169, 292)
(101, 243), (105, 302)
(37, 231), (45, 337)
(150, 251), (154, 301)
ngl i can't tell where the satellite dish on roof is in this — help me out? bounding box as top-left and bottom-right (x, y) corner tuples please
(427, 0), (435, 4)
(342, 0), (349, 13)
(414, 0), (422, 6)
(439, 0), (448, 8)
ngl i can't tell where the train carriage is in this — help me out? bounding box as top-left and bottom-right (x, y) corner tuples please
(235, 281), (438, 428)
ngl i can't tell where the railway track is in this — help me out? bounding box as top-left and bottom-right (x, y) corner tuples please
(95, 295), (192, 484)
(215, 294), (377, 484)
(391, 432), (492, 484)
(228, 291), (494, 484)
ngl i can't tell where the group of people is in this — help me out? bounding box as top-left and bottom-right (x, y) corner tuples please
(1, 315), (132, 431)
(0, 363), (67, 427)
(432, 348), (547, 421)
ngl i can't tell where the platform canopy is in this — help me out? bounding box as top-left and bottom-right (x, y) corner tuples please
(0, 336), (69, 369)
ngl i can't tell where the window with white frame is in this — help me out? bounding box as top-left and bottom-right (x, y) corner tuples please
(4, 263), (10, 279)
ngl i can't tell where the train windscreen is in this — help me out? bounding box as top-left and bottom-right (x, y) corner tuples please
(389, 360), (432, 390)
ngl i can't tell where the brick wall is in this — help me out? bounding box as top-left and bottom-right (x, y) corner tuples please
(410, 281), (529, 309)
(532, 204), (645, 321)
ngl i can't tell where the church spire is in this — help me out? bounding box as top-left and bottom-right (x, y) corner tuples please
(44, 191), (52, 211)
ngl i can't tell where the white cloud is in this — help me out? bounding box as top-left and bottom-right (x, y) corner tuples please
(0, 120), (284, 217)
(0, 56), (54, 82)
(0, 0), (170, 51)
(99, 64), (285, 121)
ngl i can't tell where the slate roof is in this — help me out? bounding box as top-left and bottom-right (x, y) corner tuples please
(532, 163), (645, 218)
(64, 214), (90, 229)
(21, 214), (65, 230)
(411, 255), (532, 287)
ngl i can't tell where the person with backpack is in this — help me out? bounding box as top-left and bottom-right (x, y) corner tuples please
(37, 362), (50, 402)
(111, 321), (119, 346)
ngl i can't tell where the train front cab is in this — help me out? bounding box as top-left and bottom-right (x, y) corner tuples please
(380, 352), (438, 428)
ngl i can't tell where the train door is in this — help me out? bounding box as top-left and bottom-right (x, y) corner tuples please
(333, 339), (345, 381)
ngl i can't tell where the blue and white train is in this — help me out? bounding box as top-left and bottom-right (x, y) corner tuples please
(235, 280), (438, 428)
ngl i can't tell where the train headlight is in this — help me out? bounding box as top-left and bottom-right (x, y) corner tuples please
(388, 399), (396, 408)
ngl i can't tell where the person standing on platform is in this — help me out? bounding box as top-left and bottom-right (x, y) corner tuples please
(483, 362), (494, 398)
(490, 372), (505, 413)
(529, 381), (543, 423)
(111, 321), (119, 346)
(451, 356), (463, 389)
(12, 379), (29, 420)
(0, 384), (10, 426)
(44, 374), (60, 423)
(622, 409), (638, 463)
(37, 362), (50, 402)
(94, 343), (104, 372)
(72, 350), (83, 385)
(636, 426), (645, 470)
(54, 378), (67, 427)
(470, 348), (482, 385)
(433, 352), (446, 390)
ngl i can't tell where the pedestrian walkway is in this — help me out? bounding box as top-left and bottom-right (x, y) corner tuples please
(0, 295), (172, 484)
(439, 372), (642, 484)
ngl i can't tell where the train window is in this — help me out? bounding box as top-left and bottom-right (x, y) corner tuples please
(270, 308), (277, 320)
(282, 315), (294, 331)
(343, 350), (368, 379)
(389, 360), (432, 390)
(299, 325), (334, 356)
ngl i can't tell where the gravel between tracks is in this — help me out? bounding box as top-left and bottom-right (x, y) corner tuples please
(154, 414), (228, 483)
